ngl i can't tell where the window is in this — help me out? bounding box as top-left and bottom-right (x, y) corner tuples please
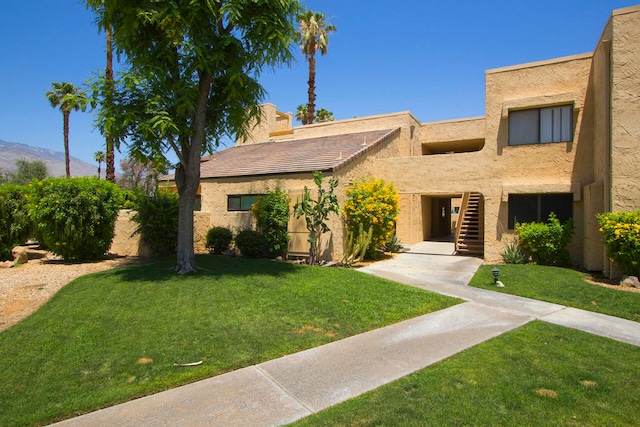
(227, 194), (260, 211)
(509, 105), (573, 146)
(507, 193), (573, 229)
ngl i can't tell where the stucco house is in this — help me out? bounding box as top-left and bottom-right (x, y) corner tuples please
(132, 5), (638, 275)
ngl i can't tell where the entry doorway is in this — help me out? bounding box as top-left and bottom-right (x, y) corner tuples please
(421, 195), (463, 242)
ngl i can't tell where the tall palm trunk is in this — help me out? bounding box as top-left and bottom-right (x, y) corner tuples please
(63, 111), (71, 177)
(307, 54), (316, 125)
(105, 24), (116, 182)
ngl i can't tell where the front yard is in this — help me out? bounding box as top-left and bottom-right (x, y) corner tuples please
(0, 255), (459, 426)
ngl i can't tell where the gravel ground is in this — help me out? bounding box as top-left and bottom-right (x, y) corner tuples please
(0, 249), (139, 332)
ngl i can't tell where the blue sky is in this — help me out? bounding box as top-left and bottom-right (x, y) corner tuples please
(0, 0), (636, 169)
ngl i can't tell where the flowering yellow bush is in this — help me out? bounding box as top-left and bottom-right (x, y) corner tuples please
(597, 211), (640, 277)
(343, 178), (399, 257)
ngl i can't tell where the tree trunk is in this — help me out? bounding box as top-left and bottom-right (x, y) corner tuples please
(105, 24), (116, 182)
(63, 111), (70, 177)
(174, 71), (212, 274)
(97, 163), (102, 179)
(307, 54), (316, 125)
(175, 162), (198, 274)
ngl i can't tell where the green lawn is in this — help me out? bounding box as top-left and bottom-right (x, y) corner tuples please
(469, 264), (640, 322)
(0, 255), (460, 427)
(291, 321), (640, 426)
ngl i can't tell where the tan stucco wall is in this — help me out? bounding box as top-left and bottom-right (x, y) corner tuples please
(110, 210), (151, 257)
(110, 210), (210, 257)
(610, 6), (640, 212)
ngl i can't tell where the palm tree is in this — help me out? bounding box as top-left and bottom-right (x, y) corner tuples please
(104, 23), (116, 183)
(46, 82), (90, 177)
(315, 108), (334, 123)
(298, 10), (336, 125)
(94, 151), (106, 179)
(295, 104), (310, 125)
(84, 0), (116, 182)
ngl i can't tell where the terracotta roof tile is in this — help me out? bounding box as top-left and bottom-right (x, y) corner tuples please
(194, 128), (400, 179)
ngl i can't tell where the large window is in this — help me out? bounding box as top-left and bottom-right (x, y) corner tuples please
(227, 194), (260, 211)
(509, 105), (573, 146)
(508, 193), (573, 229)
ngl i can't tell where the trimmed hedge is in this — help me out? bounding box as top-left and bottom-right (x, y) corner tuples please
(0, 185), (32, 260)
(132, 189), (179, 258)
(29, 177), (122, 261)
(206, 226), (233, 255)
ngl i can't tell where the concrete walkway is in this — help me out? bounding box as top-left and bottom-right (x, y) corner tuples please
(53, 242), (640, 426)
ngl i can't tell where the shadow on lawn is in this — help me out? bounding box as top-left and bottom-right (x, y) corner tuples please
(104, 254), (304, 283)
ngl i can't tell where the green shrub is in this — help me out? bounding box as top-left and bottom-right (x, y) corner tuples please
(597, 211), (640, 277)
(132, 189), (179, 258)
(251, 188), (290, 258)
(382, 234), (403, 253)
(0, 185), (32, 260)
(234, 229), (266, 258)
(500, 238), (529, 264)
(343, 177), (399, 259)
(120, 189), (138, 210)
(29, 177), (122, 261)
(515, 213), (574, 267)
(206, 226), (233, 255)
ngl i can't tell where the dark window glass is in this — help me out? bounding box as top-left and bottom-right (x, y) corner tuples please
(228, 195), (260, 211)
(508, 193), (573, 229)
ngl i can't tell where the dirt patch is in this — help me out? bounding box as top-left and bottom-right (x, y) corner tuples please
(584, 276), (640, 293)
(536, 389), (559, 398)
(0, 248), (141, 332)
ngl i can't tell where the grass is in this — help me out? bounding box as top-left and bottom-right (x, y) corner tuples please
(469, 264), (640, 322)
(291, 321), (640, 426)
(0, 255), (460, 427)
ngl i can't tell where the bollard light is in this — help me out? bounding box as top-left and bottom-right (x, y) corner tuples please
(492, 267), (500, 284)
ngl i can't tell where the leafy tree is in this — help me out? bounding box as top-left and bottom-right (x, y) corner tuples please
(45, 82), (91, 177)
(298, 9), (336, 125)
(293, 171), (339, 265)
(7, 159), (48, 185)
(94, 151), (106, 179)
(116, 157), (159, 196)
(0, 168), (6, 185)
(87, 0), (300, 274)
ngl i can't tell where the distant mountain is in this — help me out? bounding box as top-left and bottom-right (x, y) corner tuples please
(0, 139), (97, 178)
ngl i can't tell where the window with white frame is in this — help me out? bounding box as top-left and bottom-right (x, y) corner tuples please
(509, 105), (573, 146)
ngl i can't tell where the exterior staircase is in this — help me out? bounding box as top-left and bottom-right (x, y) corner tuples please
(454, 192), (484, 257)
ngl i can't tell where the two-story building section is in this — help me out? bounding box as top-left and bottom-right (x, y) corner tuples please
(154, 5), (639, 276)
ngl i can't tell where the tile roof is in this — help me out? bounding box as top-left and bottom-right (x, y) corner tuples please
(193, 128), (400, 179)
